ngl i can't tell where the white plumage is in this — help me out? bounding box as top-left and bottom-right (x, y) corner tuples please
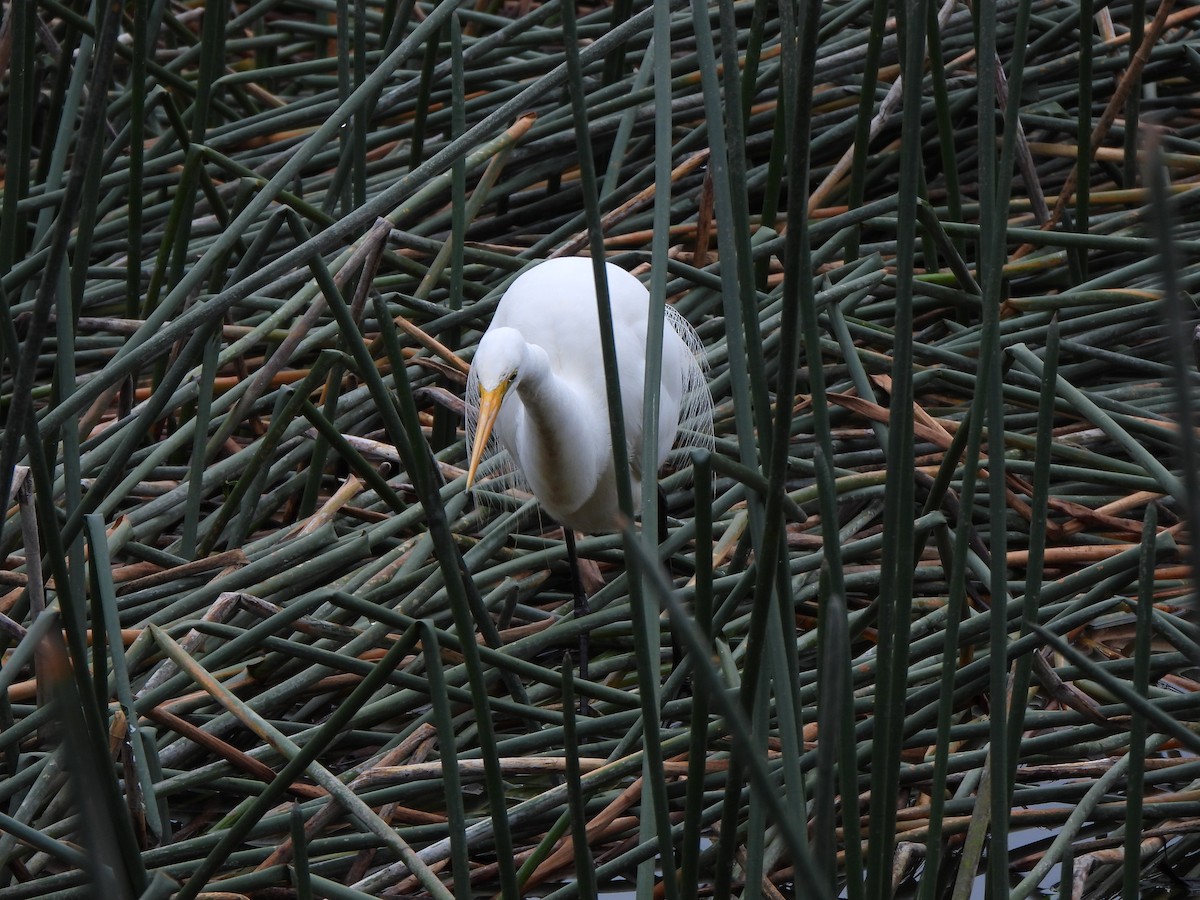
(466, 257), (713, 533)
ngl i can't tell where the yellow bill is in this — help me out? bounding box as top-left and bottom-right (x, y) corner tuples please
(466, 383), (509, 488)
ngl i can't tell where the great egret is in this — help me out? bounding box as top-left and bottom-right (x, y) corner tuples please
(465, 257), (713, 692)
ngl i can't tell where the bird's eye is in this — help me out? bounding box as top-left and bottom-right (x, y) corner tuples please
(507, 372), (517, 383)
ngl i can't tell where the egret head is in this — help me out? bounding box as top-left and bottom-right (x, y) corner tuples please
(467, 327), (527, 488)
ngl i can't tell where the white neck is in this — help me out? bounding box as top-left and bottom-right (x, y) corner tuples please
(512, 345), (609, 520)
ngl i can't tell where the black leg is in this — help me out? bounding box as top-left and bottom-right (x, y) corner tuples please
(563, 528), (591, 715)
(659, 485), (684, 672)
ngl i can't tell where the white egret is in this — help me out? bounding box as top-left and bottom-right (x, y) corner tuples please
(465, 256), (713, 690)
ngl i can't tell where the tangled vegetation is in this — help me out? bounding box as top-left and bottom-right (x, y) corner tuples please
(1, 0), (1199, 897)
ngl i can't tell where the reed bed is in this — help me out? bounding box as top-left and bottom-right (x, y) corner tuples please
(1, 0), (1199, 897)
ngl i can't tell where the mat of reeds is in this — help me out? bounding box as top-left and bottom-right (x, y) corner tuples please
(2, 0), (1200, 898)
